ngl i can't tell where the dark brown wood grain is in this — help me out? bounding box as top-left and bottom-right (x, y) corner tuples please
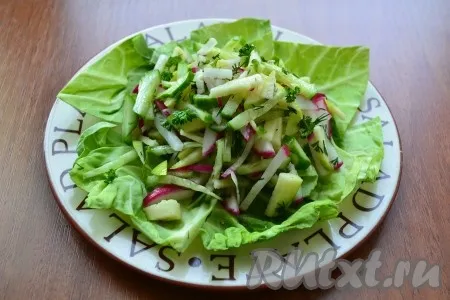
(0, 0), (449, 299)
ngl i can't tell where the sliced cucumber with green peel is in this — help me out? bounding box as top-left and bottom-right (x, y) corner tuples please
(157, 71), (194, 99)
(308, 126), (334, 174)
(193, 94), (218, 110)
(133, 70), (161, 120)
(284, 136), (311, 170)
(265, 173), (303, 217)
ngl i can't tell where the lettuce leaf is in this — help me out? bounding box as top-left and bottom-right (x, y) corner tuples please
(310, 118), (384, 202)
(85, 166), (146, 215)
(201, 200), (338, 250)
(190, 18), (274, 58)
(340, 117), (384, 181)
(70, 145), (141, 191)
(58, 36), (148, 123)
(76, 122), (122, 158)
(274, 41), (370, 137)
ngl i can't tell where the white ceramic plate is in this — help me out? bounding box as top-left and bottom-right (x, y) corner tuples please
(44, 19), (402, 289)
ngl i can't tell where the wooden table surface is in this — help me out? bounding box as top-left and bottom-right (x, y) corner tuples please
(1, 0), (449, 298)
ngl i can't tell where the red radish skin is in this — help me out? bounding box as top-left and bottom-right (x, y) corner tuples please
(294, 197), (304, 206)
(241, 124), (256, 142)
(334, 161), (344, 170)
(155, 100), (171, 117)
(192, 67), (198, 73)
(282, 145), (291, 156)
(143, 185), (193, 207)
(253, 139), (276, 158)
(217, 97), (223, 107)
(222, 195), (240, 216)
(202, 128), (218, 157)
(171, 164), (214, 173)
(248, 172), (263, 179)
(138, 119), (145, 129)
(133, 85), (139, 94)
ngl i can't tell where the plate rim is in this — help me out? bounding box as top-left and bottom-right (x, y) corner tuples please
(44, 18), (403, 290)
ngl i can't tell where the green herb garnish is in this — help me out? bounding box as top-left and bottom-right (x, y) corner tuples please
(161, 71), (173, 81)
(285, 86), (300, 103)
(298, 114), (329, 138)
(104, 169), (116, 184)
(162, 109), (197, 130)
(238, 44), (255, 57)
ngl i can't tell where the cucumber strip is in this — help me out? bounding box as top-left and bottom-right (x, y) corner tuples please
(186, 104), (213, 124)
(182, 142), (202, 148)
(164, 98), (176, 108)
(171, 148), (203, 169)
(236, 159), (272, 175)
(177, 61), (188, 79)
(255, 110), (285, 123)
(284, 136), (311, 170)
(221, 94), (244, 118)
(159, 175), (221, 200)
(133, 70), (161, 120)
(178, 147), (195, 160)
(154, 54), (169, 72)
(223, 131), (232, 163)
(157, 71), (194, 99)
(154, 114), (184, 152)
(207, 139), (224, 189)
(285, 111), (303, 136)
(193, 94), (218, 110)
(151, 160), (168, 176)
(197, 38), (218, 55)
(209, 74), (263, 98)
(139, 136), (159, 147)
(179, 130), (204, 143)
(150, 145), (177, 155)
(181, 119), (206, 132)
(228, 94), (282, 130)
(83, 150), (138, 179)
(213, 178), (234, 189)
(258, 62), (317, 98)
(308, 126), (334, 175)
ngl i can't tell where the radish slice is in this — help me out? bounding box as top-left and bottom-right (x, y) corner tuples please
(202, 128), (217, 156)
(143, 185), (194, 207)
(154, 114), (183, 152)
(240, 124), (256, 142)
(171, 164), (213, 173)
(253, 138), (276, 158)
(296, 95), (317, 110)
(223, 192), (240, 216)
(222, 136), (255, 178)
(133, 85), (139, 94)
(155, 100), (171, 117)
(240, 145), (290, 211)
(230, 171), (241, 204)
(293, 186), (304, 206)
(194, 70), (205, 94)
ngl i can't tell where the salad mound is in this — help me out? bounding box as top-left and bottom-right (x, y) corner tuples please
(58, 18), (383, 252)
